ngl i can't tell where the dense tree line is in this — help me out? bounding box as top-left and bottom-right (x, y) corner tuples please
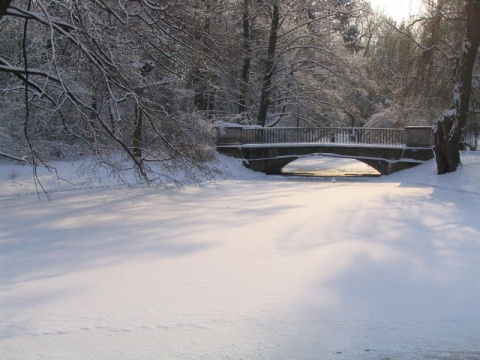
(0, 0), (479, 180)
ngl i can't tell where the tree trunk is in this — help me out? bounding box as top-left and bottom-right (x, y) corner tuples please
(133, 87), (144, 160)
(433, 0), (480, 174)
(192, 0), (215, 119)
(238, 0), (252, 115)
(257, 1), (280, 127)
(88, 94), (98, 140)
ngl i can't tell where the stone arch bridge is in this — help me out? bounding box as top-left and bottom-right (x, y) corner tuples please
(216, 126), (434, 175)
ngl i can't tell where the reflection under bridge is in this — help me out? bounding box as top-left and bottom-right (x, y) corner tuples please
(216, 126), (435, 175)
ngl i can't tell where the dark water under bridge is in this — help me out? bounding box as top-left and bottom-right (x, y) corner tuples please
(216, 126), (435, 175)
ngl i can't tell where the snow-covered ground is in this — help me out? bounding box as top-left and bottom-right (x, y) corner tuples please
(1, 153), (480, 359)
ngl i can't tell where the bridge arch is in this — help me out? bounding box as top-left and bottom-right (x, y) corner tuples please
(281, 155), (382, 177)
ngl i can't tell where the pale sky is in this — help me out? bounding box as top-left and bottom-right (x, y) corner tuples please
(368, 0), (424, 22)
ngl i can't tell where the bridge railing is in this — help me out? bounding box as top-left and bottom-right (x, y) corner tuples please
(240, 127), (406, 146)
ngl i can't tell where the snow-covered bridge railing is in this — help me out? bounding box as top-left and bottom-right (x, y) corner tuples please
(217, 125), (433, 148)
(240, 127), (405, 146)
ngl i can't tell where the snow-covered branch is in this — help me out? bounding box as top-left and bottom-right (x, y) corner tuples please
(0, 151), (28, 162)
(0, 57), (60, 82)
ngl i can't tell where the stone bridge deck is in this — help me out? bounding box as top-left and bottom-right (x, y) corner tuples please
(216, 126), (434, 175)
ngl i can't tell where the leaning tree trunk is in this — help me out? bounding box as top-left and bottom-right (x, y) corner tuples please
(238, 0), (252, 115)
(433, 0), (480, 174)
(257, 1), (280, 127)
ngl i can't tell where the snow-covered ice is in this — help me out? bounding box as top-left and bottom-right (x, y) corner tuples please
(1, 153), (480, 359)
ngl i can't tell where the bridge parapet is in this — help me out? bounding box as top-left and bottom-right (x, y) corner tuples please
(217, 125), (433, 147)
(405, 126), (434, 147)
